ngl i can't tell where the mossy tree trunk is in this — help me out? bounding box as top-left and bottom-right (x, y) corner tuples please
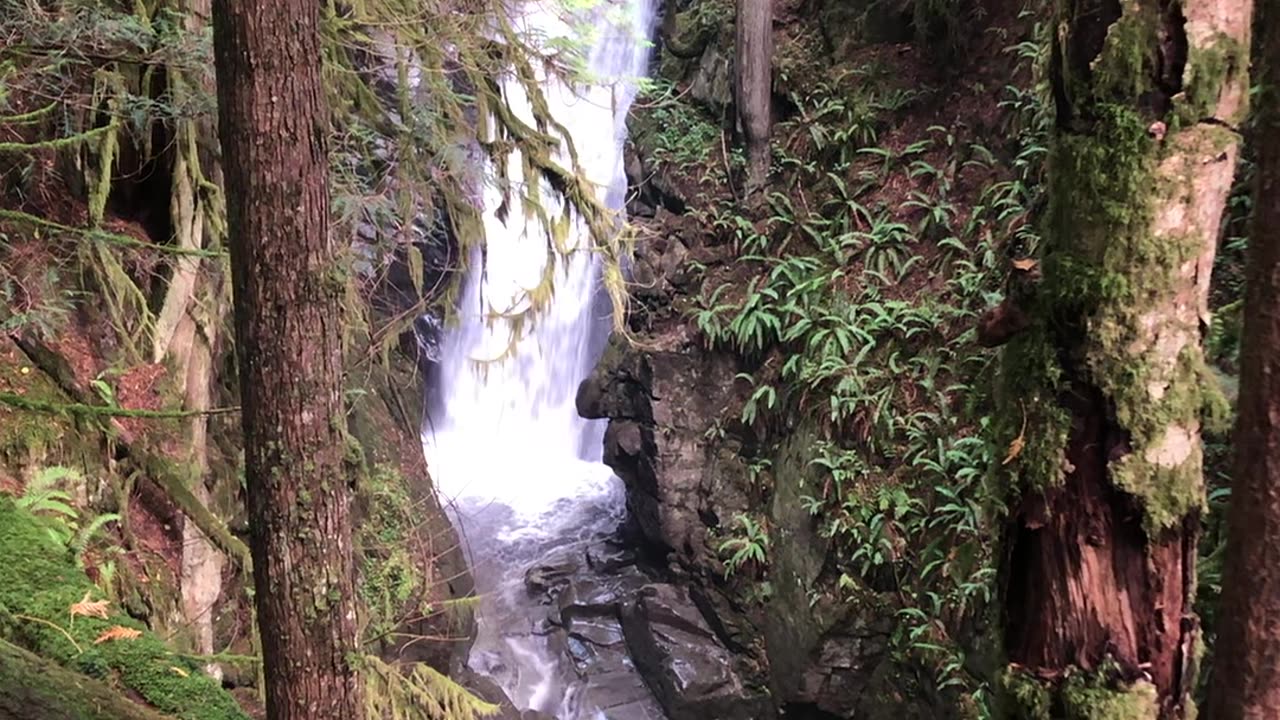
(995, 0), (1251, 714)
(210, 0), (365, 717)
(734, 0), (771, 192)
(1204, 0), (1280, 714)
(162, 0), (232, 675)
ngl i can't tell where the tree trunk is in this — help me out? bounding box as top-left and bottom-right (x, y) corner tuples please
(1204, 0), (1280, 714)
(734, 0), (771, 192)
(996, 0), (1251, 714)
(165, 0), (231, 680)
(210, 0), (365, 718)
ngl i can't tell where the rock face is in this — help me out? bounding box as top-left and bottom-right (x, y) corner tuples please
(574, 144), (930, 716)
(579, 326), (752, 565)
(578, 296), (918, 718)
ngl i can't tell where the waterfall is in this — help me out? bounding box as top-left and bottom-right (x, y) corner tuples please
(423, 0), (656, 717)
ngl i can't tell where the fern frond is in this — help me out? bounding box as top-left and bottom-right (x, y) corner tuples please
(73, 512), (121, 555)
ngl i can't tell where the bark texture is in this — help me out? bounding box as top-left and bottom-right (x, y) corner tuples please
(998, 0), (1251, 713)
(734, 0), (772, 192)
(211, 0), (365, 717)
(1204, 0), (1280, 713)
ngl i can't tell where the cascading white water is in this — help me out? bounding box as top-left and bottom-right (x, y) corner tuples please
(423, 0), (656, 717)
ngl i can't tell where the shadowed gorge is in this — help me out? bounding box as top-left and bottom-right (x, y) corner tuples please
(0, 0), (1274, 716)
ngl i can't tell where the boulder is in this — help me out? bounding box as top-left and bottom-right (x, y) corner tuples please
(621, 583), (774, 720)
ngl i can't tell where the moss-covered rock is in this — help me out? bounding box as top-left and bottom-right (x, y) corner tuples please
(0, 499), (248, 720)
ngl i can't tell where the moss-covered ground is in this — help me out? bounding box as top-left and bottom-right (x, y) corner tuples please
(0, 498), (249, 720)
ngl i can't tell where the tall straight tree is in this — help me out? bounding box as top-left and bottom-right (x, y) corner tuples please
(1205, 0), (1280, 714)
(734, 0), (771, 192)
(210, 1), (365, 718)
(992, 0), (1251, 714)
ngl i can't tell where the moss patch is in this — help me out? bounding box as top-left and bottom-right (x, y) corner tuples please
(0, 340), (74, 468)
(0, 498), (248, 720)
(995, 323), (1072, 492)
(1001, 667), (1158, 720)
(1031, 102), (1213, 530)
(1060, 675), (1158, 720)
(358, 463), (427, 640)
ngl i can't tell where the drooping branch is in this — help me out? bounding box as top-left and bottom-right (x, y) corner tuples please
(660, 0), (712, 59)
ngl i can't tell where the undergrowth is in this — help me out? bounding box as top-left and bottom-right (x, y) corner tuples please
(670, 6), (1054, 714)
(0, 497), (248, 720)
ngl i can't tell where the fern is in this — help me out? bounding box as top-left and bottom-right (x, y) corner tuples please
(17, 466), (82, 544)
(73, 512), (121, 556)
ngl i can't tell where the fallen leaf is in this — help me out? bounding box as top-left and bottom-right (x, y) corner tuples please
(70, 591), (110, 621)
(1012, 258), (1038, 271)
(94, 625), (142, 644)
(1002, 435), (1025, 465)
(170, 666), (189, 678)
(1003, 402), (1029, 466)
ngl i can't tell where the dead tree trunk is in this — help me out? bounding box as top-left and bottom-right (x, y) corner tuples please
(994, 0), (1251, 715)
(1204, 0), (1280, 714)
(734, 0), (771, 193)
(210, 0), (366, 717)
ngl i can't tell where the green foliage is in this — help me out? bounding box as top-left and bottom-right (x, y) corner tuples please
(664, 7), (1063, 712)
(717, 513), (771, 577)
(360, 654), (500, 720)
(634, 79), (724, 172)
(359, 464), (431, 642)
(0, 498), (247, 720)
(15, 467), (117, 567)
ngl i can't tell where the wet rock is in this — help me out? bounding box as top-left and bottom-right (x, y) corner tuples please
(456, 669), (559, 720)
(688, 45), (731, 114)
(524, 561), (575, 597)
(582, 234), (923, 716)
(570, 616), (627, 648)
(621, 584), (774, 720)
(584, 541), (637, 572)
(537, 541), (669, 720)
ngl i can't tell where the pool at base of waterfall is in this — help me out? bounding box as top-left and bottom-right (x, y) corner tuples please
(444, 460), (667, 720)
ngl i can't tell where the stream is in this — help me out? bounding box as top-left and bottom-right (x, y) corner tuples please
(422, 0), (662, 717)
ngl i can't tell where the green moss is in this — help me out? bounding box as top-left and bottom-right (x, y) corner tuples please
(1175, 33), (1247, 126)
(0, 352), (69, 464)
(357, 463), (426, 640)
(1060, 675), (1158, 720)
(997, 324), (1072, 491)
(0, 499), (248, 720)
(1088, 0), (1162, 104)
(1032, 102), (1213, 531)
(1000, 667), (1052, 719)
(1044, 105), (1155, 278)
(1104, 346), (1208, 529)
(1001, 667), (1158, 720)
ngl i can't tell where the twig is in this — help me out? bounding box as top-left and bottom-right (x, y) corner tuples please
(0, 209), (226, 258)
(13, 614), (82, 654)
